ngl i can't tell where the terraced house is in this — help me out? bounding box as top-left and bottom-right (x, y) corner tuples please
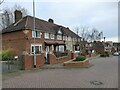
(2, 10), (81, 69)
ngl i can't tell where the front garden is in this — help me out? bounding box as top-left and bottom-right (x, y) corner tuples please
(0, 49), (24, 73)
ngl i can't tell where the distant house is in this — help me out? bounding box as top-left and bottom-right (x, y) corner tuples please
(113, 42), (120, 52)
(92, 41), (114, 54)
(93, 41), (104, 54)
(2, 10), (80, 69)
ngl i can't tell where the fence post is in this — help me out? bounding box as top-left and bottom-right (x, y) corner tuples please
(8, 58), (10, 70)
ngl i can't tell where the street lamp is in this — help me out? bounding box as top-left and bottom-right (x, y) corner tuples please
(33, 0), (36, 68)
(104, 37), (105, 42)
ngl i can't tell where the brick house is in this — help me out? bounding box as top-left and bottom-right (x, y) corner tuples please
(92, 41), (114, 54)
(2, 10), (80, 69)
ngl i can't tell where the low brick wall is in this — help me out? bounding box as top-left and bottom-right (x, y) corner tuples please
(48, 52), (76, 64)
(23, 53), (44, 70)
(64, 59), (90, 67)
(86, 53), (96, 58)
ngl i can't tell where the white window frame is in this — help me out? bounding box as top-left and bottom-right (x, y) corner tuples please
(32, 30), (41, 38)
(44, 33), (49, 39)
(31, 44), (42, 54)
(68, 36), (71, 41)
(59, 45), (64, 52)
(63, 36), (66, 40)
(50, 33), (54, 39)
(57, 34), (62, 40)
(66, 36), (68, 41)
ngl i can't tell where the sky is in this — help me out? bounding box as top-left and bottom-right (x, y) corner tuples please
(0, 0), (119, 42)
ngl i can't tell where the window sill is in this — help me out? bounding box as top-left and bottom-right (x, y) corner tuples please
(32, 37), (41, 38)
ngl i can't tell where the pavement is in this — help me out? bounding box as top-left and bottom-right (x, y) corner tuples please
(2, 56), (118, 88)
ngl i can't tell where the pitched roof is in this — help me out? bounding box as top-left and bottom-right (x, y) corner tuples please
(2, 15), (80, 38)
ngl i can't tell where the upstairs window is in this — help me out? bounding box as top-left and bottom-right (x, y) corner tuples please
(50, 33), (54, 39)
(68, 36), (71, 41)
(57, 35), (62, 40)
(32, 31), (41, 38)
(45, 33), (49, 39)
(57, 30), (62, 40)
(63, 36), (66, 40)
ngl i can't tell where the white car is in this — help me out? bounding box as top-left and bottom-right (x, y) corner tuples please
(113, 52), (119, 56)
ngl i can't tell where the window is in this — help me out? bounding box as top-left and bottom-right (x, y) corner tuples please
(50, 33), (54, 39)
(45, 33), (49, 39)
(55, 45), (64, 52)
(31, 44), (42, 54)
(32, 31), (41, 38)
(78, 38), (80, 42)
(59, 45), (64, 52)
(75, 38), (77, 42)
(57, 35), (62, 40)
(56, 46), (59, 52)
(66, 36), (68, 41)
(68, 36), (71, 41)
(63, 36), (67, 41)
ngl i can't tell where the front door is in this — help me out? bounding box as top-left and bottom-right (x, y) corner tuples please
(45, 46), (49, 64)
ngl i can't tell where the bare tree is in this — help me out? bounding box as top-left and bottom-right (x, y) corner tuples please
(74, 26), (103, 42)
(0, 8), (13, 29)
(1, 4), (29, 29)
(12, 4), (29, 17)
(89, 28), (103, 42)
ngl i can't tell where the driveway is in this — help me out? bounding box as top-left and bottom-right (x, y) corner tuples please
(2, 56), (118, 88)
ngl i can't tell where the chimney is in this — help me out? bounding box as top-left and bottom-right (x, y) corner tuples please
(14, 10), (22, 23)
(48, 18), (54, 23)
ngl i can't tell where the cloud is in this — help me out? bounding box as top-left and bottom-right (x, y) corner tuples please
(101, 36), (118, 42)
(2, 0), (118, 42)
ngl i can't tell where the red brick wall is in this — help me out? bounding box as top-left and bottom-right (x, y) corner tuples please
(24, 55), (34, 69)
(2, 30), (45, 56)
(2, 30), (27, 56)
(36, 53), (44, 68)
(23, 53), (44, 70)
(25, 30), (45, 53)
(48, 52), (75, 64)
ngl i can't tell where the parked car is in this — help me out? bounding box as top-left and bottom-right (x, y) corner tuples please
(113, 52), (119, 56)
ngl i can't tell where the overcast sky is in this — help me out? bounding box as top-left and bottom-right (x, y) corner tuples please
(1, 0), (119, 42)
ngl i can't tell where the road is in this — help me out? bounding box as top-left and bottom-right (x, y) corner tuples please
(2, 56), (118, 88)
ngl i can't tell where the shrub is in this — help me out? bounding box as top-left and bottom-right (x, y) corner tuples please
(0, 49), (14, 61)
(74, 56), (86, 61)
(100, 51), (109, 57)
(105, 51), (109, 57)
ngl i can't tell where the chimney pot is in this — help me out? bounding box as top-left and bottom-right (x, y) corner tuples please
(48, 18), (54, 23)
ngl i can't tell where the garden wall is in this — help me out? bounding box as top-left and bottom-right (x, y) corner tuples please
(47, 52), (76, 64)
(23, 53), (44, 70)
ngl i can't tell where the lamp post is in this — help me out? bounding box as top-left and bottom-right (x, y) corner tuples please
(104, 37), (105, 42)
(33, 0), (36, 68)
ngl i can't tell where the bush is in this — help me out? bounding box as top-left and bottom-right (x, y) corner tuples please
(74, 56), (86, 61)
(0, 49), (14, 61)
(100, 51), (109, 57)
